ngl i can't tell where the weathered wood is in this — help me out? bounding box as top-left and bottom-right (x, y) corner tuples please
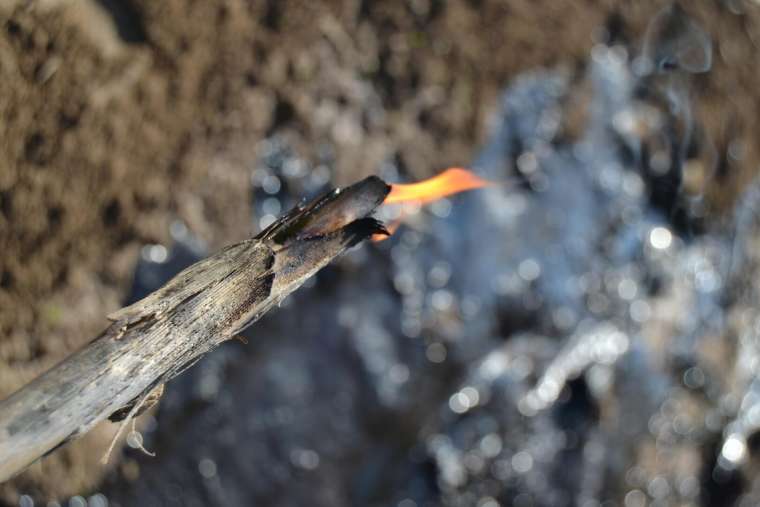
(0, 176), (390, 482)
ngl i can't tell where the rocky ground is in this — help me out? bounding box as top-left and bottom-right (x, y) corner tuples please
(1, 0), (760, 504)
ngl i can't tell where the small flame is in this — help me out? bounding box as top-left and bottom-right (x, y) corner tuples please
(372, 167), (491, 241)
(384, 167), (491, 205)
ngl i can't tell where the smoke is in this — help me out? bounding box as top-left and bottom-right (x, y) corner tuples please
(631, 2), (714, 230)
(640, 2), (712, 75)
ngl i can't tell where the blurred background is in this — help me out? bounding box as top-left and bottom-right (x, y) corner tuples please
(2, 0), (760, 506)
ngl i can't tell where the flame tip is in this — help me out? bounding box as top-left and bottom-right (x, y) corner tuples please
(371, 167), (492, 242)
(383, 167), (491, 206)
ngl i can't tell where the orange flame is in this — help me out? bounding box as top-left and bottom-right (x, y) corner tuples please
(384, 167), (491, 205)
(372, 167), (491, 241)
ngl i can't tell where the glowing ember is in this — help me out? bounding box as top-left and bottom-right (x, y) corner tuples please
(372, 168), (491, 241)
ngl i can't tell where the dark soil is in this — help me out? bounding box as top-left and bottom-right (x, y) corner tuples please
(1, 0), (759, 502)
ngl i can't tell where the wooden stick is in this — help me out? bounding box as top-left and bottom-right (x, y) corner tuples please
(0, 176), (390, 482)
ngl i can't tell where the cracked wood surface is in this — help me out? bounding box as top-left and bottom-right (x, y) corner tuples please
(0, 176), (390, 482)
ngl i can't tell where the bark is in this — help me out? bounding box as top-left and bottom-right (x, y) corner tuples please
(0, 176), (390, 482)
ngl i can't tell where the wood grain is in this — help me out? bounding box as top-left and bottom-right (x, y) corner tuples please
(0, 176), (390, 482)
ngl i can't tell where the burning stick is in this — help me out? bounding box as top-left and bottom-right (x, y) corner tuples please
(0, 176), (390, 482)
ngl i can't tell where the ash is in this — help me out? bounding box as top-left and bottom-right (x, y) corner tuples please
(104, 27), (760, 507)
